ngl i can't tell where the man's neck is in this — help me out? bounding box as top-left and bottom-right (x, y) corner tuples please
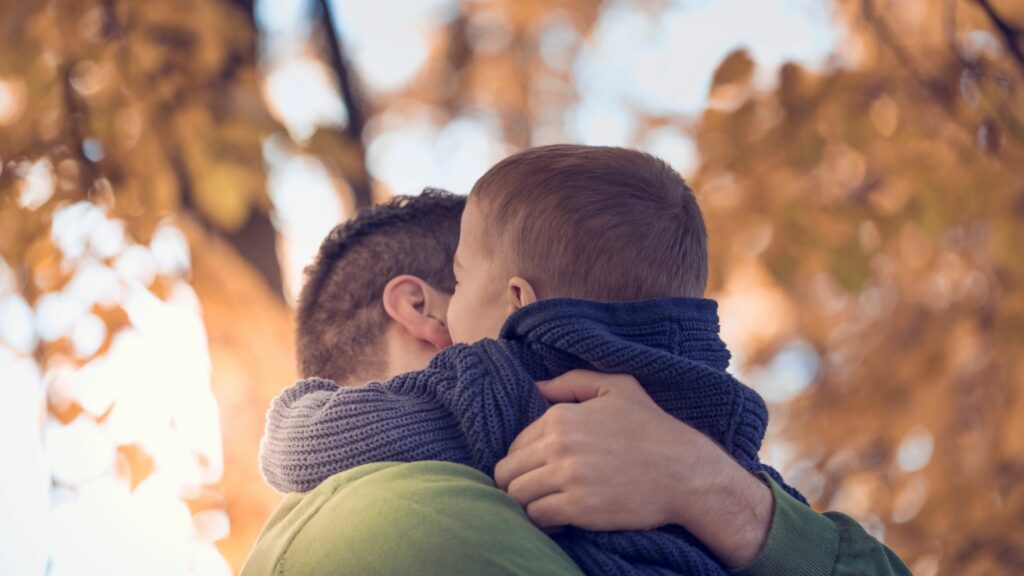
(384, 324), (439, 378)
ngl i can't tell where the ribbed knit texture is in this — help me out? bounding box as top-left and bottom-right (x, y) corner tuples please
(261, 297), (804, 575)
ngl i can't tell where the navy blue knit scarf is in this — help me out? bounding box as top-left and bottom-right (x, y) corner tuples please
(505, 298), (765, 469)
(500, 298), (803, 574)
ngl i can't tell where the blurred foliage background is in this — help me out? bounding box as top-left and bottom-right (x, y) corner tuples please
(1, 0), (1022, 574)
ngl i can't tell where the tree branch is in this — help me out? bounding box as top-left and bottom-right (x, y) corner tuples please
(60, 61), (99, 196)
(861, 0), (945, 98)
(945, 0), (971, 66)
(315, 0), (373, 209)
(861, 0), (1023, 176)
(974, 0), (1024, 73)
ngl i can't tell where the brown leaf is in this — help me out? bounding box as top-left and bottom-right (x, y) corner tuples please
(709, 49), (755, 105)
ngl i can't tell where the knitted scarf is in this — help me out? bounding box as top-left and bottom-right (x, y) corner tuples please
(261, 298), (803, 575)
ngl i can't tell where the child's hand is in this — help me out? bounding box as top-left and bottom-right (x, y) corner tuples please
(493, 370), (773, 568)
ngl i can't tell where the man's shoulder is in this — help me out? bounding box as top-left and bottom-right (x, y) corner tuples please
(241, 461), (581, 576)
(242, 462), (457, 575)
(241, 462), (400, 575)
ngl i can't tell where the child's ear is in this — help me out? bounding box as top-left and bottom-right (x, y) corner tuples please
(382, 275), (453, 350)
(507, 276), (538, 313)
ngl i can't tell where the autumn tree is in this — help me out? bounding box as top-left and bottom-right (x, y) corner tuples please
(695, 1), (1024, 573)
(3, 0), (1023, 574)
(2, 0), (304, 570)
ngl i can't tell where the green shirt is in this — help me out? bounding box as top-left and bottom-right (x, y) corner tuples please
(733, 472), (912, 576)
(242, 462), (909, 576)
(240, 461), (583, 576)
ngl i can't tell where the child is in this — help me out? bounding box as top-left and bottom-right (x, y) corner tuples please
(261, 145), (801, 575)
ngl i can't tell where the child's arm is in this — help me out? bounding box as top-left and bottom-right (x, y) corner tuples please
(259, 340), (550, 493)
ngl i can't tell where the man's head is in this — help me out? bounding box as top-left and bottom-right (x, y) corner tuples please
(296, 189), (465, 384)
(447, 144), (707, 344)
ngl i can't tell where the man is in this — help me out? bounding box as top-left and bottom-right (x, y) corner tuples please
(246, 190), (581, 575)
(243, 189), (909, 575)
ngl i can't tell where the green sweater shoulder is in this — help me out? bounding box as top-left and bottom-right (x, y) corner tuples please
(241, 461), (582, 576)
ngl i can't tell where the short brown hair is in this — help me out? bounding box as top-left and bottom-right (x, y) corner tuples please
(471, 144), (707, 301)
(296, 189), (465, 384)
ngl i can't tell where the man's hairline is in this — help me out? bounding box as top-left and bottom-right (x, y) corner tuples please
(298, 191), (465, 382)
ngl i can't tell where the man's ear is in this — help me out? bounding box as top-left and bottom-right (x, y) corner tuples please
(507, 276), (539, 314)
(382, 275), (453, 350)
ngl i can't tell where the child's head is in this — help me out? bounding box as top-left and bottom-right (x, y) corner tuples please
(447, 144), (707, 344)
